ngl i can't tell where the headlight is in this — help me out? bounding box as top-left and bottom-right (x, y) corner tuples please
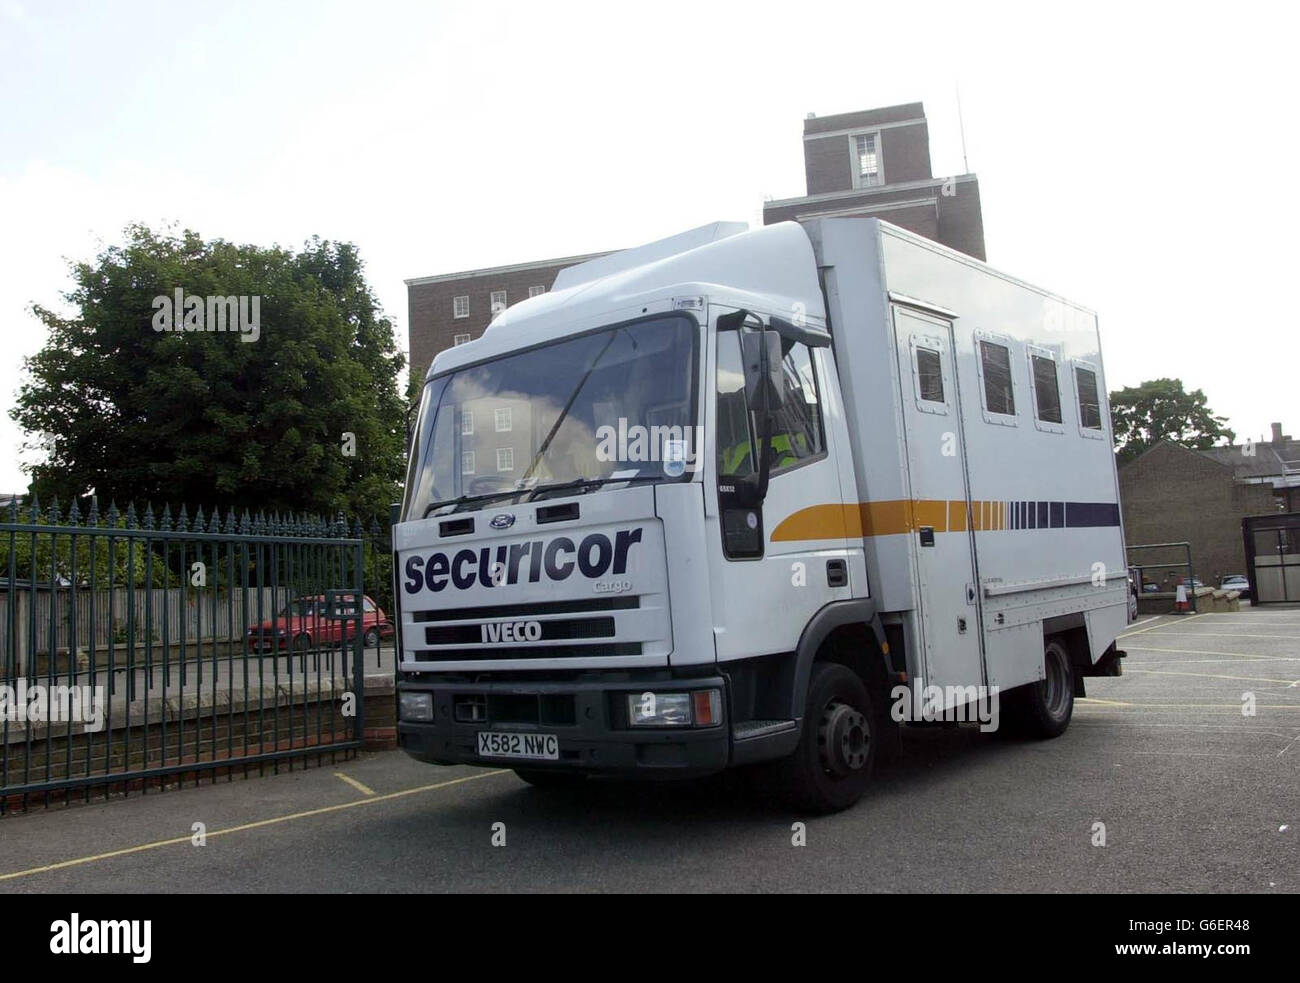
(399, 691), (434, 722)
(627, 689), (721, 728)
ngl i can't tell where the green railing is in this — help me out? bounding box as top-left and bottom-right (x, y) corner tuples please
(1, 496), (382, 813)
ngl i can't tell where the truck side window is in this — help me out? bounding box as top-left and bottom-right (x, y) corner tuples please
(979, 340), (1015, 415)
(716, 334), (824, 476)
(716, 331), (756, 477)
(1030, 354), (1062, 423)
(768, 342), (824, 472)
(916, 347), (944, 402)
(1075, 366), (1103, 429)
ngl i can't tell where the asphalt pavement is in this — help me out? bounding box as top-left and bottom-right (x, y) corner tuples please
(1, 609), (1296, 893)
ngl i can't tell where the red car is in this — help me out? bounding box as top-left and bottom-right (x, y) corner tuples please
(247, 594), (394, 653)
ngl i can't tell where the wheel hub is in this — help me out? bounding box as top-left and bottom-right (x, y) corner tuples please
(818, 701), (870, 776)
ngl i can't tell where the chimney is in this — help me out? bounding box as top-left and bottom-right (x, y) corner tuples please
(1272, 422), (1284, 444)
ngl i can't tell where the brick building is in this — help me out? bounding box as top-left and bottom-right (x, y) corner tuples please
(762, 102), (986, 260)
(1118, 427), (1297, 584)
(405, 251), (610, 384)
(407, 101), (985, 381)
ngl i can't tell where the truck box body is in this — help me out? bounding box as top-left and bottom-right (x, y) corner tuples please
(807, 218), (1128, 702)
(393, 217), (1127, 808)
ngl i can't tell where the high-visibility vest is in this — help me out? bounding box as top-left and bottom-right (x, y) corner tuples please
(720, 432), (807, 474)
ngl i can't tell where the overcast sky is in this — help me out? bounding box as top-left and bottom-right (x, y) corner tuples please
(2, 0), (1296, 493)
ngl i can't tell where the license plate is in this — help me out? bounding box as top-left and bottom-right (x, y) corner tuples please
(477, 731), (559, 760)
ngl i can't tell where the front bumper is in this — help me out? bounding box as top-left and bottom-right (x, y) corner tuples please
(397, 674), (730, 777)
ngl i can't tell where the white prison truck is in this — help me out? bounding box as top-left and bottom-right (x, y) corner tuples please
(394, 218), (1127, 812)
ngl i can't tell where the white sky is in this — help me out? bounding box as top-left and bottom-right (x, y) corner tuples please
(2, 0), (1297, 493)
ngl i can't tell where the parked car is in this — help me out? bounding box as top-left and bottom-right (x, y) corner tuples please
(1126, 571), (1138, 622)
(247, 594), (394, 653)
(1219, 574), (1252, 601)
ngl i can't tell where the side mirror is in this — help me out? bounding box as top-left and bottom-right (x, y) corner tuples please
(742, 330), (785, 410)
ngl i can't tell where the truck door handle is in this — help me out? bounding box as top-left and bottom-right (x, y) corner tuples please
(826, 559), (847, 588)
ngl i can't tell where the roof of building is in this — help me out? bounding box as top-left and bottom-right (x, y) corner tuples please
(1198, 439), (1300, 479)
(404, 250), (613, 288)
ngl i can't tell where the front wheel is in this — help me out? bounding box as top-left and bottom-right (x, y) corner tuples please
(769, 662), (876, 814)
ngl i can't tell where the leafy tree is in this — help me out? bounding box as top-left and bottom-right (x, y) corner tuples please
(11, 224), (406, 522)
(1109, 378), (1235, 464)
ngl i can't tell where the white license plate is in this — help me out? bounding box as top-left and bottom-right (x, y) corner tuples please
(477, 731), (559, 760)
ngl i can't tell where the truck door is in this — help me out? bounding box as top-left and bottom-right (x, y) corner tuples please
(891, 304), (986, 695)
(707, 308), (855, 666)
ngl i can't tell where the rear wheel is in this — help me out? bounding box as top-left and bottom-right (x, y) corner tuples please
(769, 662), (876, 814)
(513, 769), (589, 789)
(1001, 637), (1074, 738)
(363, 627), (380, 648)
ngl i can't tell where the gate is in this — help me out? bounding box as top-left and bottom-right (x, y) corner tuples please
(1243, 513), (1300, 604)
(1, 496), (379, 814)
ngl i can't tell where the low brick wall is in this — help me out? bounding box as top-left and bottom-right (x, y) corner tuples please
(2, 672), (395, 811)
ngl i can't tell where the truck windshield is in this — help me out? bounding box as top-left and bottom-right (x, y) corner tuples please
(402, 315), (699, 519)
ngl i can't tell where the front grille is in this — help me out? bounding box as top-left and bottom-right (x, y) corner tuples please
(409, 642), (643, 661)
(411, 596), (639, 622)
(424, 616), (615, 645)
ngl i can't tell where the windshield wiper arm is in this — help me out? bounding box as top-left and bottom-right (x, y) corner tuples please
(421, 488), (527, 519)
(523, 474), (660, 502)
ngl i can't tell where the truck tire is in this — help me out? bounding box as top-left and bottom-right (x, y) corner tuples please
(513, 768), (589, 789)
(1001, 637), (1074, 738)
(769, 662), (876, 814)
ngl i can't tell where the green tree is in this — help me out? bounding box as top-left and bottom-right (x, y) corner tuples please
(11, 225), (406, 521)
(1109, 378), (1235, 464)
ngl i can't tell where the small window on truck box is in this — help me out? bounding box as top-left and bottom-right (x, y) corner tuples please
(977, 337), (1017, 423)
(1073, 363), (1105, 436)
(917, 347), (944, 403)
(1028, 349), (1064, 429)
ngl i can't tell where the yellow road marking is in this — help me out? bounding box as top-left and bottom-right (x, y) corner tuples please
(334, 772), (376, 796)
(1074, 703), (1300, 710)
(1119, 614), (1204, 637)
(1077, 697), (1133, 706)
(1133, 631), (1300, 639)
(0, 769), (509, 883)
(1124, 668), (1300, 686)
(1125, 645), (1290, 659)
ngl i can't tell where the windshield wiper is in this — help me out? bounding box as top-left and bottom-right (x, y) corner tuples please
(422, 488), (530, 519)
(523, 474), (661, 502)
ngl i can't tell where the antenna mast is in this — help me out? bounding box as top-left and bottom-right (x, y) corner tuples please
(956, 83), (969, 173)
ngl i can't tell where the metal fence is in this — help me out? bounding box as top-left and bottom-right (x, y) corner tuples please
(1, 496), (381, 814)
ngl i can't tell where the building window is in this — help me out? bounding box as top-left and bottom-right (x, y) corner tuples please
(529, 285), (546, 298)
(916, 348), (944, 403)
(496, 447), (514, 472)
(453, 295), (469, 319)
(461, 410), (473, 435)
(453, 333), (471, 346)
(494, 407), (512, 432)
(979, 340), (1015, 416)
(853, 132), (882, 188)
(1075, 366), (1103, 430)
(490, 290), (507, 318)
(1030, 355), (1063, 424)
(461, 451), (475, 474)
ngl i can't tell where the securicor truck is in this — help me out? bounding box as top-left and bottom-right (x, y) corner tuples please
(393, 218), (1127, 812)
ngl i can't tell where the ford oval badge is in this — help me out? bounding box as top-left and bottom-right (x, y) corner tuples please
(490, 513), (516, 530)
